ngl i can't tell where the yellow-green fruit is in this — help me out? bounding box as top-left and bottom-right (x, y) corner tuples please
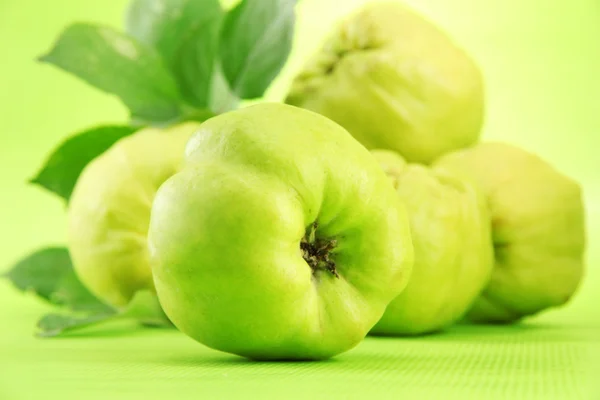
(67, 122), (200, 308)
(370, 150), (493, 335)
(286, 1), (484, 164)
(436, 142), (586, 322)
(148, 104), (414, 360)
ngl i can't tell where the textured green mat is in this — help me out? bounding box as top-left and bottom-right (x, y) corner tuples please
(1, 281), (599, 400)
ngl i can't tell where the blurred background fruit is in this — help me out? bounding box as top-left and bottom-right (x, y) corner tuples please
(437, 142), (586, 323)
(370, 149), (494, 335)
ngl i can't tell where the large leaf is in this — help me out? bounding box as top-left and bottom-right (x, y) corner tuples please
(219, 0), (297, 99)
(39, 23), (184, 123)
(30, 125), (138, 201)
(173, 20), (224, 109)
(4, 247), (112, 313)
(126, 0), (225, 108)
(125, 0), (222, 64)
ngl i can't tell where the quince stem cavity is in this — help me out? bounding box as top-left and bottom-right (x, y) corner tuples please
(300, 222), (339, 278)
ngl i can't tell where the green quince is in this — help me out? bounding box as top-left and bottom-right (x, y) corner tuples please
(67, 122), (200, 309)
(148, 103), (413, 360)
(436, 142), (586, 322)
(286, 1), (484, 163)
(370, 150), (493, 335)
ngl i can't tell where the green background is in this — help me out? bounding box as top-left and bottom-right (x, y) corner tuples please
(1, 0), (598, 398)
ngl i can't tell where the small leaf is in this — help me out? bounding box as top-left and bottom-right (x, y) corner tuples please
(39, 23), (184, 123)
(36, 291), (171, 338)
(125, 0), (225, 109)
(219, 0), (297, 99)
(30, 125), (138, 201)
(36, 313), (116, 338)
(4, 247), (112, 313)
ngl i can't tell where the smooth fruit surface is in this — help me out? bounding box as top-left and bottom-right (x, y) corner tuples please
(436, 142), (586, 322)
(148, 103), (413, 360)
(286, 1), (484, 163)
(67, 122), (200, 308)
(370, 150), (493, 335)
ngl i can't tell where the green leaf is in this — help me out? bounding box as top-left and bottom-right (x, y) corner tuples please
(174, 21), (224, 109)
(4, 247), (112, 313)
(219, 0), (297, 99)
(30, 125), (138, 201)
(125, 0), (222, 65)
(37, 313), (117, 338)
(36, 291), (171, 338)
(39, 23), (184, 123)
(179, 107), (217, 123)
(208, 61), (240, 113)
(125, 0), (225, 109)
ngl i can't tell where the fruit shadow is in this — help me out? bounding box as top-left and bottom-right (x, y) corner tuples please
(161, 345), (449, 374)
(164, 352), (343, 367)
(371, 320), (589, 342)
(376, 321), (585, 341)
(454, 320), (594, 338)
